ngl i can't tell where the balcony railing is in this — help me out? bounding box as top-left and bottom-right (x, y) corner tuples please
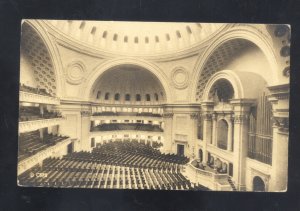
(19, 91), (60, 105)
(19, 117), (65, 133)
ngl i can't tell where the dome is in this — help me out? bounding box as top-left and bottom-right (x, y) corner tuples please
(46, 20), (224, 56)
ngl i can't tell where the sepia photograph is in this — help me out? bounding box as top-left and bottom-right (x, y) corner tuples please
(17, 20), (290, 192)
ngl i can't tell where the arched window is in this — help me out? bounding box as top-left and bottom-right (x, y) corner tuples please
(125, 94), (130, 101)
(102, 31), (107, 38)
(105, 92), (110, 100)
(114, 93), (120, 101)
(146, 94), (151, 101)
(96, 91), (101, 99)
(154, 93), (159, 101)
(136, 94), (141, 101)
(253, 176), (266, 191)
(217, 119), (228, 150)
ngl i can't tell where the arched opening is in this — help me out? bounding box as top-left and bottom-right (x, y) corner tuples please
(154, 93), (159, 101)
(125, 94), (131, 101)
(253, 176), (266, 191)
(136, 94), (141, 101)
(114, 93), (120, 101)
(91, 64), (166, 104)
(105, 92), (110, 100)
(195, 38), (274, 102)
(208, 79), (234, 103)
(97, 91), (101, 99)
(217, 119), (228, 150)
(146, 94), (151, 101)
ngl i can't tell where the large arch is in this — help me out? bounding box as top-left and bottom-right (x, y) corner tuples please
(190, 25), (280, 102)
(81, 58), (173, 103)
(23, 20), (65, 97)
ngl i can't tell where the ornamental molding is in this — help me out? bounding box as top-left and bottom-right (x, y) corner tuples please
(234, 114), (249, 124)
(162, 113), (174, 118)
(190, 113), (199, 120)
(202, 113), (212, 121)
(81, 111), (92, 117)
(272, 116), (289, 133)
(18, 138), (71, 176)
(19, 117), (65, 133)
(65, 60), (87, 85)
(19, 91), (60, 105)
(170, 66), (190, 89)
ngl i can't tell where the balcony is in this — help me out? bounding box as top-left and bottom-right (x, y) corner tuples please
(19, 117), (65, 133)
(19, 91), (60, 105)
(17, 138), (72, 176)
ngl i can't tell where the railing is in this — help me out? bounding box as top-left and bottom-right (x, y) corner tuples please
(19, 91), (60, 105)
(19, 117), (65, 133)
(182, 161), (231, 191)
(17, 138), (71, 176)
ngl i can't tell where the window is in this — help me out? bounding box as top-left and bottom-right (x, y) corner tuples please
(113, 34), (118, 41)
(114, 93), (120, 101)
(146, 94), (151, 101)
(136, 94), (141, 101)
(155, 36), (159, 43)
(124, 36), (128, 43)
(96, 91), (101, 99)
(176, 30), (181, 38)
(105, 92), (110, 100)
(125, 94), (131, 101)
(166, 34), (170, 41)
(154, 93), (159, 101)
(145, 37), (149, 43)
(102, 31), (107, 38)
(91, 27), (96, 34)
(134, 37), (139, 43)
(186, 26), (192, 34)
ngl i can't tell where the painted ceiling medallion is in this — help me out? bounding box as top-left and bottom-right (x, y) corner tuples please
(65, 60), (86, 85)
(171, 67), (189, 89)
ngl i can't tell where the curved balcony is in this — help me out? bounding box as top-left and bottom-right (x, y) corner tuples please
(19, 91), (60, 105)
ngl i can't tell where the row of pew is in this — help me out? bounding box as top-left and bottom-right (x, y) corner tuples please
(18, 130), (69, 161)
(91, 123), (163, 132)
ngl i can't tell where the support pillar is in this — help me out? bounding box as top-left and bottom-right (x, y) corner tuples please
(268, 84), (289, 191)
(201, 101), (214, 163)
(231, 99), (255, 191)
(212, 113), (217, 146)
(227, 116), (234, 152)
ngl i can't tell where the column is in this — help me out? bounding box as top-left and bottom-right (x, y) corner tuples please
(201, 101), (214, 163)
(190, 112), (200, 159)
(81, 110), (92, 151)
(212, 113), (217, 146)
(227, 115), (234, 152)
(231, 99), (255, 191)
(268, 84), (289, 191)
(162, 112), (174, 154)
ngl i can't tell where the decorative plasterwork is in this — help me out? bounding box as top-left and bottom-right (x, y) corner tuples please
(19, 91), (60, 105)
(65, 60), (86, 85)
(190, 113), (199, 120)
(171, 67), (190, 89)
(234, 114), (249, 124)
(272, 116), (289, 133)
(17, 138), (71, 176)
(250, 168), (270, 191)
(19, 117), (65, 133)
(80, 110), (92, 117)
(21, 23), (57, 96)
(162, 113), (174, 118)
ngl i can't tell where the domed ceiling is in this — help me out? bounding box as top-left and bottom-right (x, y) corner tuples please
(47, 20), (224, 55)
(92, 65), (166, 104)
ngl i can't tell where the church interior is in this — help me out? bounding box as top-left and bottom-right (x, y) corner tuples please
(17, 20), (290, 192)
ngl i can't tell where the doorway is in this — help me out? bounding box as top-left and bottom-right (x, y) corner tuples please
(177, 144), (185, 156)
